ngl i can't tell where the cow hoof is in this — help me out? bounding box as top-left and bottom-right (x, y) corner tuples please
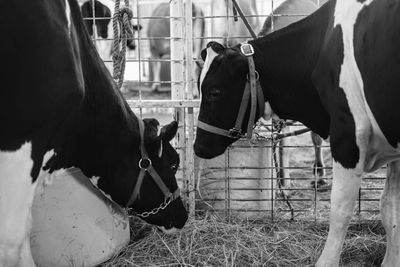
(151, 84), (161, 93)
(310, 179), (331, 192)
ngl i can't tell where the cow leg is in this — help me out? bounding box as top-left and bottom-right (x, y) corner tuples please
(381, 160), (400, 267)
(310, 132), (328, 191)
(312, 132), (325, 178)
(0, 143), (38, 267)
(151, 60), (161, 92)
(316, 161), (362, 267)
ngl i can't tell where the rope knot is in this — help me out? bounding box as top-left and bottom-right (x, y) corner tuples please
(272, 119), (287, 133)
(116, 7), (133, 20)
(112, 0), (134, 89)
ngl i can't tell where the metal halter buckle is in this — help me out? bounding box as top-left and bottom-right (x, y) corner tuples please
(246, 70), (259, 81)
(138, 158), (152, 170)
(240, 42), (254, 57)
(228, 128), (242, 139)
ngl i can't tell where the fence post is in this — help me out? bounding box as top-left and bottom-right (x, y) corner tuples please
(170, 0), (188, 210)
(184, 0), (196, 218)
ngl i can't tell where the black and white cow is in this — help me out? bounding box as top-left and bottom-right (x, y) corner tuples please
(80, 0), (141, 71)
(195, 0), (400, 266)
(0, 0), (187, 265)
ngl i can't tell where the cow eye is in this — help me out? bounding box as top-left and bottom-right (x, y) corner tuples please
(170, 163), (179, 174)
(208, 88), (221, 100)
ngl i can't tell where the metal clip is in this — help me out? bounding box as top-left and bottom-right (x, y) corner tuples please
(228, 128), (243, 139)
(138, 158), (152, 170)
(240, 42), (254, 57)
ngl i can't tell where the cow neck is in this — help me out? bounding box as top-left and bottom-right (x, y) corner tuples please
(197, 42), (265, 140)
(250, 3), (333, 139)
(54, 0), (142, 206)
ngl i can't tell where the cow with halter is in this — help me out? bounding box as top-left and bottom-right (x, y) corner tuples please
(0, 0), (187, 266)
(194, 0), (400, 266)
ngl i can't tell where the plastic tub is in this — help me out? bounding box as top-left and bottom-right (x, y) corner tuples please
(31, 168), (130, 267)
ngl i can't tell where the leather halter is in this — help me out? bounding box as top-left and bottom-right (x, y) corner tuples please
(197, 42), (265, 139)
(125, 119), (180, 210)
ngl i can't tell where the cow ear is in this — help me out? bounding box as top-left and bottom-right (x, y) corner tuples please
(159, 121), (178, 142)
(201, 41), (224, 61)
(200, 48), (207, 61)
(207, 41), (225, 53)
(143, 118), (160, 142)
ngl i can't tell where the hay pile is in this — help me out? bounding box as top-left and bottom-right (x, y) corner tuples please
(102, 215), (385, 267)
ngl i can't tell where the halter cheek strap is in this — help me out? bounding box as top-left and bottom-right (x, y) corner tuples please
(125, 119), (180, 208)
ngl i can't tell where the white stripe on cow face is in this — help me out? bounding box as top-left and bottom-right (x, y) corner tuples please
(199, 47), (219, 92)
(0, 142), (37, 266)
(65, 0), (71, 33)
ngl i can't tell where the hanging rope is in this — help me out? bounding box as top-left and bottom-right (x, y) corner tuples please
(112, 0), (134, 89)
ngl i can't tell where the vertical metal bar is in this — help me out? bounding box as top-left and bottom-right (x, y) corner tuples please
(226, 148), (231, 222)
(91, 0), (98, 49)
(271, 0), (274, 32)
(225, 0), (230, 46)
(358, 188), (362, 216)
(134, 0), (143, 102)
(184, 0), (196, 218)
(170, 0), (187, 207)
(271, 139), (275, 222)
(314, 163), (318, 222)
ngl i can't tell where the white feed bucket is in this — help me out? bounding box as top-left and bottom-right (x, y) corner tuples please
(31, 168), (130, 267)
(198, 138), (274, 218)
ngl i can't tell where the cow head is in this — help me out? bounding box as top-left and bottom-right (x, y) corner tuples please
(194, 41), (260, 159)
(129, 119), (187, 232)
(81, 0), (111, 39)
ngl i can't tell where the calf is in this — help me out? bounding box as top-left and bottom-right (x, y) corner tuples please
(194, 0), (400, 265)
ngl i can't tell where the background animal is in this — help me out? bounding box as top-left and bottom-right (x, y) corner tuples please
(210, 0), (260, 47)
(146, 2), (204, 92)
(80, 0), (141, 72)
(0, 0), (186, 265)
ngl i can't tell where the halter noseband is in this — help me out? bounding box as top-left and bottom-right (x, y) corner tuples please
(125, 119), (180, 216)
(197, 42), (265, 139)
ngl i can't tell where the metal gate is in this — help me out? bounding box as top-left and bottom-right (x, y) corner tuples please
(84, 0), (385, 221)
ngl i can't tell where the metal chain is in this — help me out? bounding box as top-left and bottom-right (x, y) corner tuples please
(130, 196), (173, 218)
